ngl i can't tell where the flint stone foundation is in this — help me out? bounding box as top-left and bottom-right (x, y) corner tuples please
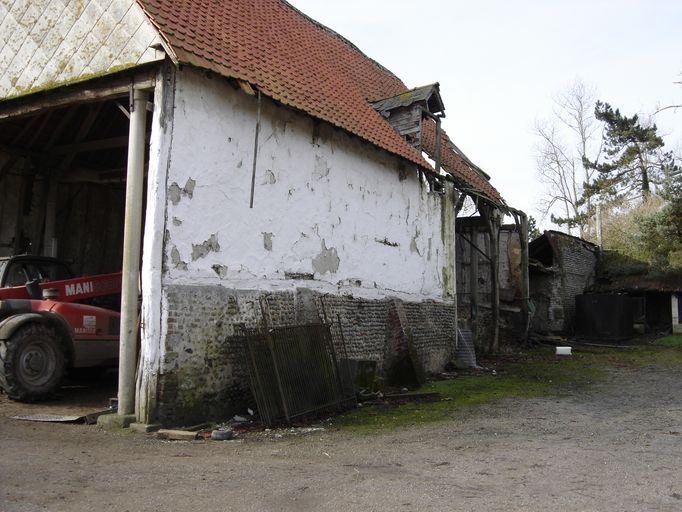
(155, 284), (455, 426)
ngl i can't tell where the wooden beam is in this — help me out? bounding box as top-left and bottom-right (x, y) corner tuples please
(60, 167), (127, 183)
(0, 111), (54, 183)
(0, 142), (42, 159)
(0, 66), (157, 120)
(56, 103), (104, 167)
(49, 135), (131, 155)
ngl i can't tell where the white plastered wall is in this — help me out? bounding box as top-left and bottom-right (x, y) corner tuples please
(137, 66), (456, 422)
(161, 67), (450, 301)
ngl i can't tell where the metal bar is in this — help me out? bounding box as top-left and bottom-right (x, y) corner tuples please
(249, 90), (261, 208)
(241, 323), (355, 425)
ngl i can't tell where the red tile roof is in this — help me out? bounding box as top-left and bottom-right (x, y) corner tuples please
(136, 0), (503, 205)
(422, 119), (503, 203)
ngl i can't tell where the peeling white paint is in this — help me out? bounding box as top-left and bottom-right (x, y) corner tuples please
(137, 63), (174, 422)
(161, 68), (448, 301)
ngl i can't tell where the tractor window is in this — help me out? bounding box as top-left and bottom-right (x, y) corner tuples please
(3, 263), (30, 287)
(31, 261), (72, 282)
(1, 260), (73, 287)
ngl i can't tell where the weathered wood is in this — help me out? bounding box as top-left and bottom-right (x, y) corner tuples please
(0, 67), (157, 121)
(480, 204), (501, 354)
(469, 227), (479, 343)
(511, 209), (531, 341)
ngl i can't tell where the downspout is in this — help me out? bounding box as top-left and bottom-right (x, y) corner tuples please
(118, 87), (149, 417)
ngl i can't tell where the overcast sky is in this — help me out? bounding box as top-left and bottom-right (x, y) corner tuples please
(287, 0), (682, 226)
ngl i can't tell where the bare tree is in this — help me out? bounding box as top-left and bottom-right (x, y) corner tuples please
(534, 80), (601, 238)
(654, 80), (681, 115)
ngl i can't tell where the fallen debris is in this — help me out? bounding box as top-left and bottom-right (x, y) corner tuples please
(11, 408), (114, 425)
(11, 414), (82, 423)
(211, 429), (235, 440)
(156, 429), (198, 441)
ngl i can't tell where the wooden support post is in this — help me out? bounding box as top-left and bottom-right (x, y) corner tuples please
(518, 212), (530, 341)
(480, 204), (501, 354)
(13, 159), (35, 255)
(118, 88), (149, 417)
(452, 189), (459, 348)
(42, 175), (59, 257)
(469, 227), (478, 343)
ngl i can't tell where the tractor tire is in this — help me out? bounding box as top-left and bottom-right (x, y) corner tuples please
(0, 323), (66, 402)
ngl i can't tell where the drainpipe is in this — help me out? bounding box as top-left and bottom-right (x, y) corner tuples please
(118, 88), (148, 417)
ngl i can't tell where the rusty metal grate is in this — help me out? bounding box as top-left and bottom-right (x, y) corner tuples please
(241, 323), (355, 426)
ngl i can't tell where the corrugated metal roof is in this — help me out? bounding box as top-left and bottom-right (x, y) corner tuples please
(135, 0), (503, 204)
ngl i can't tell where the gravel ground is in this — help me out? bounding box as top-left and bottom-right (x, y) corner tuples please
(1, 364), (681, 512)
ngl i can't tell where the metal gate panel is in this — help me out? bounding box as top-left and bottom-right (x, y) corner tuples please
(243, 323), (354, 426)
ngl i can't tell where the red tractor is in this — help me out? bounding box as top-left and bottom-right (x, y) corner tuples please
(0, 255), (122, 402)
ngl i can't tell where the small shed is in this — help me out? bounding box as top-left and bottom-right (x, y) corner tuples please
(528, 231), (598, 334)
(589, 275), (682, 335)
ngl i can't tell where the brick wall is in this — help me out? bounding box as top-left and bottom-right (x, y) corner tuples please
(556, 236), (598, 332)
(529, 233), (598, 334)
(155, 284), (456, 425)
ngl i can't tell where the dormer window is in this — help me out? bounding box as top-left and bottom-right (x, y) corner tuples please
(372, 83), (445, 149)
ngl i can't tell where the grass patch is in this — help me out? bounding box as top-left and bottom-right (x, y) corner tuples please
(653, 335), (682, 348)
(335, 342), (682, 434)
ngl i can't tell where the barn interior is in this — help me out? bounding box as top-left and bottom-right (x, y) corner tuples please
(0, 94), (152, 279)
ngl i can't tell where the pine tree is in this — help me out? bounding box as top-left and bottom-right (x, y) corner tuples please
(582, 101), (677, 203)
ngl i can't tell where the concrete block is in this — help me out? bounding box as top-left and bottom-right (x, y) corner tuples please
(129, 422), (162, 433)
(97, 413), (137, 430)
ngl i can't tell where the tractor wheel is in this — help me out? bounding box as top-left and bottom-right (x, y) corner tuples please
(0, 324), (65, 402)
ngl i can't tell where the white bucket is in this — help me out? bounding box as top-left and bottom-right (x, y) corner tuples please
(556, 346), (572, 356)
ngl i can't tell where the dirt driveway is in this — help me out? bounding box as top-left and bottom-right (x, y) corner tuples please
(1, 364), (681, 512)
